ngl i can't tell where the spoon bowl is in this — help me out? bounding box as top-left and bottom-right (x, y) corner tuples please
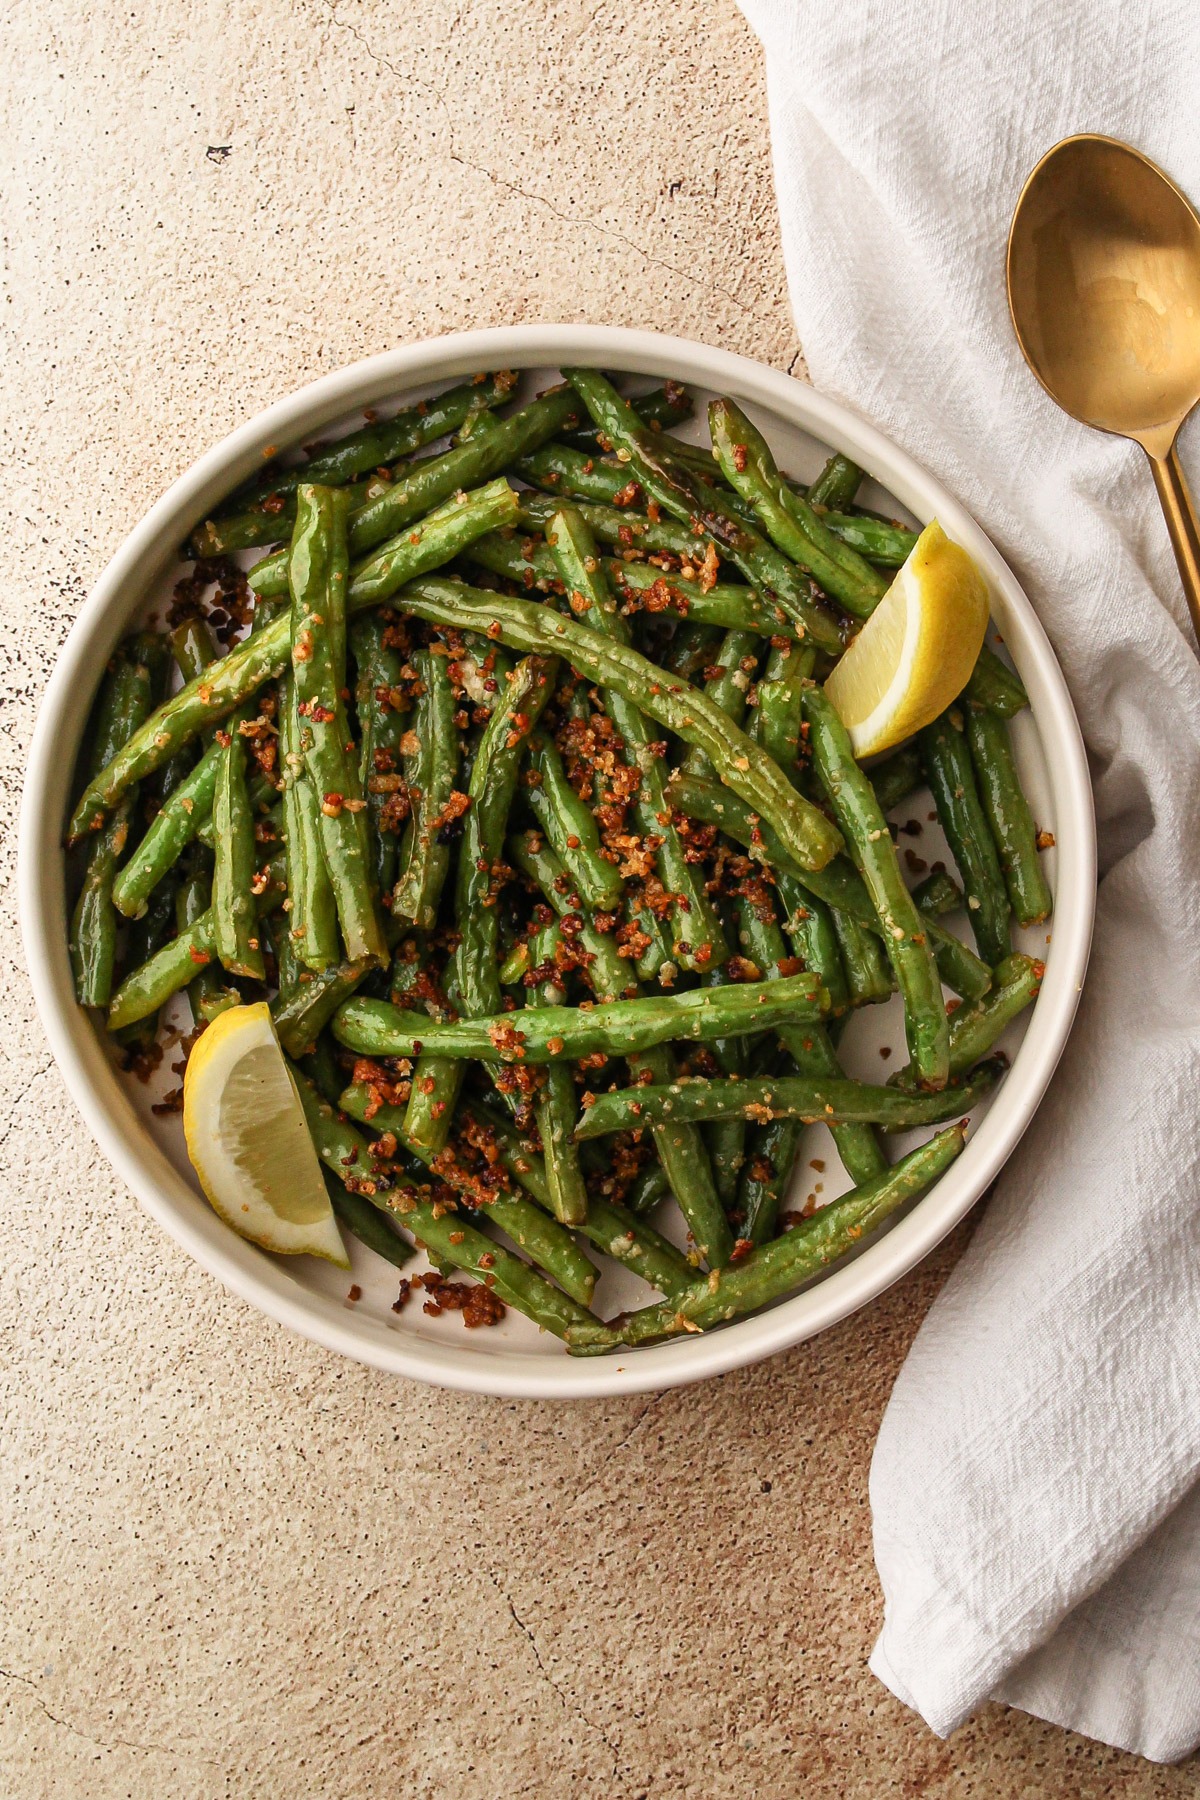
(1008, 134), (1200, 642)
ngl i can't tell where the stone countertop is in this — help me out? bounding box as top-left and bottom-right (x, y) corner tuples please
(2, 2), (1191, 1794)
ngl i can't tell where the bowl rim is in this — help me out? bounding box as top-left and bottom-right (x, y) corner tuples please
(18, 323), (1096, 1399)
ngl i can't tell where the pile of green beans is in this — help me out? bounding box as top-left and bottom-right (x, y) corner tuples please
(67, 368), (1053, 1355)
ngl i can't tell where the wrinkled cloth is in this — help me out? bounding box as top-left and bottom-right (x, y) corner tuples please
(737, 0), (1200, 1761)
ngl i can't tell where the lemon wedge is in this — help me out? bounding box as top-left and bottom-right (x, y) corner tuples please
(183, 1001), (349, 1266)
(824, 520), (989, 757)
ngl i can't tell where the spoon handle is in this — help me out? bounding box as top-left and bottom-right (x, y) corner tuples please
(1147, 443), (1200, 650)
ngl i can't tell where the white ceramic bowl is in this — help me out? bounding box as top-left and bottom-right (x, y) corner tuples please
(19, 326), (1095, 1398)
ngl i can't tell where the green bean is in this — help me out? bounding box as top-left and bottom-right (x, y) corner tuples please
(289, 483), (386, 965)
(110, 912), (219, 1030)
(69, 483), (520, 839)
(490, 829), (730, 1266)
(267, 905), (301, 1006)
(168, 615), (219, 687)
(394, 577), (844, 874)
(497, 935), (534, 987)
(516, 439), (703, 511)
(666, 770), (864, 916)
(336, 971), (826, 1064)
(560, 379), (694, 449)
(919, 709), (1012, 966)
(434, 1163), (599, 1307)
(396, 1198), (600, 1339)
(654, 430), (736, 484)
(211, 711), (266, 979)
(403, 655), (556, 1153)
(747, 642), (814, 784)
(279, 668), (340, 970)
(526, 928), (589, 1227)
(774, 877), (851, 1017)
(565, 1127), (966, 1352)
(391, 646), (459, 933)
(806, 453), (863, 511)
(271, 948), (378, 1058)
(71, 804), (132, 1002)
(208, 372), (517, 516)
(336, 1072), (597, 1303)
(576, 1062), (996, 1133)
(616, 563), (802, 638)
(634, 1041), (732, 1267)
(738, 1114), (803, 1246)
(296, 1075), (599, 1335)
(454, 1096), (552, 1206)
(821, 512), (918, 568)
(709, 399), (887, 620)
(629, 899), (677, 985)
(563, 370), (843, 651)
(350, 611), (411, 897)
(195, 768), (276, 847)
(458, 1100), (692, 1297)
(524, 731), (622, 913)
(707, 1114), (748, 1213)
(965, 644), (1029, 717)
(178, 848), (241, 1022)
(678, 629), (760, 780)
(831, 909), (895, 1007)
(732, 888), (886, 1187)
(192, 479), (376, 558)
(337, 478), (521, 612)
(870, 745), (924, 813)
(324, 1171), (417, 1270)
(701, 969), (750, 1209)
(669, 770), (989, 1001)
(398, 987), (463, 1160)
(582, 1195), (696, 1297)
(507, 832), (637, 1000)
(517, 491), (710, 561)
(462, 530), (794, 640)
(892, 954), (1043, 1086)
(70, 643), (158, 1006)
(922, 918), (993, 1003)
(545, 506), (730, 971)
(110, 856), (178, 1052)
(804, 686), (949, 1088)
(70, 627), (289, 842)
(660, 621), (724, 680)
(112, 741), (223, 918)
(75, 642), (147, 784)
(245, 391), (579, 596)
(911, 868), (964, 915)
(626, 1161), (671, 1215)
(964, 705), (1053, 925)
(106, 852), (287, 1031)
(210, 604), (276, 983)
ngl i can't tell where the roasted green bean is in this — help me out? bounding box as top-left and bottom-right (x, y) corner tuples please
(919, 709), (1012, 966)
(964, 705), (1053, 925)
(566, 1127), (967, 1351)
(805, 686), (949, 1088)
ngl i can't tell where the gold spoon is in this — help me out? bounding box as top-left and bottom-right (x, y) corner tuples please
(1007, 133), (1200, 647)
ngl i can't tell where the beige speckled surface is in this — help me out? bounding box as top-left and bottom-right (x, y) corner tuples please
(2, 4), (1194, 1794)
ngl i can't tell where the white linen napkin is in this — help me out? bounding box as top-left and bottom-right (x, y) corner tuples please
(737, 0), (1200, 1762)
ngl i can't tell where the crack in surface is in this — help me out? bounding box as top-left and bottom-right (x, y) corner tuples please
(0, 1667), (227, 1774)
(608, 1390), (666, 1460)
(484, 1574), (622, 1787)
(0, 1056), (55, 1157)
(320, 0), (751, 316)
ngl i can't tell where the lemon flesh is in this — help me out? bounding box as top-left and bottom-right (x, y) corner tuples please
(824, 519), (989, 758)
(183, 1002), (349, 1266)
